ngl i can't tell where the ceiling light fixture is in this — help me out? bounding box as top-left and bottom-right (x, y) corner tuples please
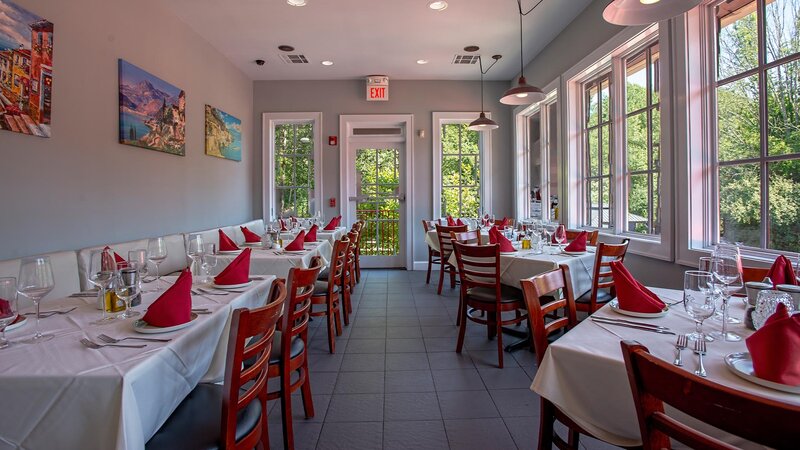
(469, 55), (502, 132)
(278, 45), (295, 52)
(603, 0), (701, 25)
(321, 60), (334, 66)
(500, 0), (546, 105)
(428, 1), (448, 11)
(287, 0), (307, 6)
(416, 59), (429, 65)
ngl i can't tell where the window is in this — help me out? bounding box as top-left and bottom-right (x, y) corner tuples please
(262, 112), (322, 220)
(715, 0), (800, 252)
(582, 73), (613, 228)
(432, 113), (493, 219)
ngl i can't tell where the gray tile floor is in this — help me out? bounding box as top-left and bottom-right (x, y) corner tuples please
(266, 269), (614, 450)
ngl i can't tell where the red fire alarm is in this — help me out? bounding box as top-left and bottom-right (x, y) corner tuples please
(329, 197), (336, 207)
(328, 136), (338, 146)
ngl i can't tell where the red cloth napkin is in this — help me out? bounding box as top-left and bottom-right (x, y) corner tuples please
(334, 215), (342, 226)
(279, 219), (288, 232)
(305, 225), (318, 242)
(446, 215), (456, 226)
(497, 217), (509, 229)
(241, 226), (261, 243)
(746, 303), (800, 385)
(489, 227), (515, 253)
(214, 247), (252, 286)
(323, 217), (337, 231)
(142, 269), (192, 327)
(456, 218), (464, 226)
(0, 298), (12, 316)
(218, 229), (240, 251)
(767, 255), (798, 287)
(285, 231), (306, 251)
(610, 261), (666, 313)
(564, 231), (587, 252)
(103, 246), (128, 269)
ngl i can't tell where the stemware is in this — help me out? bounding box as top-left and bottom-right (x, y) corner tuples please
(17, 256), (55, 343)
(544, 222), (557, 252)
(0, 277), (18, 349)
(201, 243), (218, 283)
(147, 237), (168, 292)
(683, 270), (716, 342)
(554, 224), (567, 251)
(113, 263), (140, 319)
(187, 234), (206, 283)
(128, 249), (150, 293)
(88, 249), (117, 324)
(710, 247), (744, 342)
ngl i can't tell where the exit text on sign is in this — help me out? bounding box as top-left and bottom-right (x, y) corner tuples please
(366, 85), (388, 101)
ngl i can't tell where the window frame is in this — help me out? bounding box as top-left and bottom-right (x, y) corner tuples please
(432, 112), (493, 219)
(262, 112), (323, 221)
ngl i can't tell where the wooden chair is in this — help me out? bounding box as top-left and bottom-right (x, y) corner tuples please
(452, 241), (528, 368)
(435, 224), (467, 295)
(575, 239), (630, 313)
(310, 238), (347, 353)
(353, 220), (365, 283)
(341, 231), (358, 324)
(566, 229), (599, 246)
(146, 286), (285, 450)
(621, 340), (800, 449)
(268, 271), (318, 450)
(741, 265), (769, 283)
(423, 220), (443, 284)
(449, 229), (483, 245)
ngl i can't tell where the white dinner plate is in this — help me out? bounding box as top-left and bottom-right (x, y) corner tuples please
(4, 314), (27, 332)
(500, 251), (518, 255)
(725, 352), (800, 394)
(218, 250), (243, 255)
(211, 280), (253, 290)
(609, 299), (670, 318)
(562, 250), (587, 256)
(241, 241), (263, 247)
(283, 250), (307, 254)
(133, 312), (198, 334)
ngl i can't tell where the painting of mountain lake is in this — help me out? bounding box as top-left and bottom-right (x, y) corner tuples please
(118, 59), (185, 155)
(205, 105), (241, 161)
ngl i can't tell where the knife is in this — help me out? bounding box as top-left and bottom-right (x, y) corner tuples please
(593, 316), (671, 330)
(590, 318), (676, 335)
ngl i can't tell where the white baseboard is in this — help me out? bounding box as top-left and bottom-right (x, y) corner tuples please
(412, 261), (429, 271)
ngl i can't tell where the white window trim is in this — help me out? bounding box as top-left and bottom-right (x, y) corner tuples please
(262, 112), (323, 221)
(432, 112), (493, 219)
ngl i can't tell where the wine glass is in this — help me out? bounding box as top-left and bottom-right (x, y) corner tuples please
(710, 249), (744, 342)
(0, 277), (18, 349)
(147, 237), (169, 292)
(128, 249), (150, 292)
(684, 270), (716, 342)
(187, 234), (205, 283)
(113, 263), (140, 319)
(201, 243), (217, 283)
(554, 224), (567, 251)
(17, 256), (55, 343)
(88, 249), (117, 324)
(544, 222), (557, 252)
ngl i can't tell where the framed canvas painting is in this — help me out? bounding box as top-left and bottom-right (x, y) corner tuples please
(118, 59), (185, 156)
(205, 104), (241, 162)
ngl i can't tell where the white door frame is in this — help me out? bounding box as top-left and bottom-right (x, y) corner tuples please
(339, 114), (414, 270)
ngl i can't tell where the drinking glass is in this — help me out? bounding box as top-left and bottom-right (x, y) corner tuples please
(710, 248), (744, 342)
(88, 249), (117, 324)
(147, 237), (169, 292)
(544, 222), (557, 252)
(684, 270), (716, 342)
(554, 224), (567, 251)
(0, 277), (18, 349)
(201, 243), (217, 283)
(752, 290), (795, 330)
(113, 264), (140, 319)
(128, 249), (150, 292)
(17, 256), (55, 343)
(187, 234), (205, 283)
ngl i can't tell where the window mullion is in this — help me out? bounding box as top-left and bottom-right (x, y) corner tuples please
(757, 0), (768, 249)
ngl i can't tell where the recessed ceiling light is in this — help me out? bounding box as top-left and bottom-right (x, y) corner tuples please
(287, 0), (307, 6)
(321, 60), (334, 66)
(416, 59), (429, 65)
(428, 1), (448, 11)
(464, 45), (480, 53)
(640, 0), (660, 4)
(278, 45), (295, 52)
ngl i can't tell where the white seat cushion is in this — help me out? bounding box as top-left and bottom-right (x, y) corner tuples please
(77, 239), (149, 290)
(0, 250), (80, 307)
(158, 233), (189, 276)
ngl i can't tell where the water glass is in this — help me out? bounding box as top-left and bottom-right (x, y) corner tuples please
(752, 290), (795, 330)
(17, 256), (55, 343)
(128, 249), (149, 293)
(0, 277), (18, 349)
(201, 243), (218, 283)
(187, 234), (205, 283)
(88, 249), (117, 324)
(113, 264), (140, 319)
(544, 222), (557, 252)
(684, 270), (716, 342)
(147, 237), (169, 292)
(710, 248), (743, 342)
(554, 224), (567, 251)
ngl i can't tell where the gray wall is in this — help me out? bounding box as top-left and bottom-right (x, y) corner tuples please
(253, 79), (514, 265)
(0, 0), (254, 260)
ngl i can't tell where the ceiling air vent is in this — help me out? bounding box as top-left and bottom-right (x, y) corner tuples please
(452, 55), (480, 64)
(280, 54), (309, 64)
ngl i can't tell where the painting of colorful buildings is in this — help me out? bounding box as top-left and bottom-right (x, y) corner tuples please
(0, 1), (53, 138)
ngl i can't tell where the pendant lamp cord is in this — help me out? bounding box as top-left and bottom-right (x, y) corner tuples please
(478, 55), (502, 112)
(516, 0), (546, 77)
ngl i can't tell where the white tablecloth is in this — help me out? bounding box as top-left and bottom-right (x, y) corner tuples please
(280, 226), (347, 245)
(424, 229), (490, 253)
(531, 288), (800, 448)
(213, 240), (332, 279)
(0, 275), (275, 450)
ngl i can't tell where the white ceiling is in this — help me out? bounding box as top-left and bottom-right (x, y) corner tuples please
(159, 0), (593, 81)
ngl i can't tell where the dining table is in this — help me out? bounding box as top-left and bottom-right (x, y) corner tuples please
(281, 226), (348, 244)
(211, 239), (333, 279)
(531, 288), (800, 448)
(0, 275), (276, 450)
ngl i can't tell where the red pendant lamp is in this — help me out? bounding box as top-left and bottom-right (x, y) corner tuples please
(469, 55), (502, 132)
(500, 0), (546, 106)
(603, 0), (702, 26)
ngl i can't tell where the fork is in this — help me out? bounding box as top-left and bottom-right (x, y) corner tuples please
(191, 289), (226, 296)
(674, 335), (688, 366)
(693, 340), (707, 377)
(97, 334), (171, 344)
(80, 338), (146, 349)
(24, 307), (77, 318)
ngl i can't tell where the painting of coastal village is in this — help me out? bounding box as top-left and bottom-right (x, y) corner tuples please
(0, 1), (53, 138)
(205, 105), (241, 161)
(118, 59), (185, 155)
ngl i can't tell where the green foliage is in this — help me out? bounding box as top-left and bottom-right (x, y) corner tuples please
(441, 124), (481, 218)
(274, 123), (315, 217)
(356, 148), (401, 256)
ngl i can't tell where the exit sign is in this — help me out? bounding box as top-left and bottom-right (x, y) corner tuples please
(366, 75), (389, 102)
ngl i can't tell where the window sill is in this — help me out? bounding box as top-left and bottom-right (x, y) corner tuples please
(688, 245), (785, 269)
(595, 230), (672, 262)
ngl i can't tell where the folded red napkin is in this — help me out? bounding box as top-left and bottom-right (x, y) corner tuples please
(142, 269), (192, 327)
(564, 231), (587, 252)
(0, 298), (12, 316)
(218, 229), (240, 251)
(214, 247), (252, 286)
(285, 231), (306, 251)
(609, 261), (666, 313)
(446, 215), (456, 226)
(489, 227), (515, 253)
(241, 226), (262, 243)
(102, 246), (128, 269)
(767, 255), (798, 287)
(279, 219), (288, 232)
(323, 217), (337, 231)
(456, 218), (464, 226)
(746, 303), (800, 385)
(334, 215), (342, 226)
(497, 217), (509, 229)
(290, 216), (297, 223)
(305, 224), (318, 242)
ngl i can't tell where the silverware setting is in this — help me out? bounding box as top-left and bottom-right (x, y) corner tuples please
(69, 292), (98, 298)
(80, 338), (146, 349)
(594, 316), (670, 330)
(191, 308), (212, 315)
(694, 340), (708, 378)
(199, 287), (244, 294)
(589, 317), (676, 335)
(674, 334), (688, 366)
(191, 289), (226, 296)
(97, 333), (171, 344)
(24, 307), (77, 318)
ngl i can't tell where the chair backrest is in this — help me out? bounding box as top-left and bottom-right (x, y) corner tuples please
(452, 241), (500, 293)
(566, 229), (599, 246)
(450, 230), (483, 245)
(520, 265), (578, 364)
(435, 224), (468, 258)
(588, 239), (630, 308)
(282, 264), (321, 352)
(345, 231), (358, 280)
(422, 220), (438, 232)
(221, 285), (286, 449)
(621, 340), (800, 450)
(326, 238), (349, 290)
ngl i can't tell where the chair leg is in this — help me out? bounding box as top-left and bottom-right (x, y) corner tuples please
(300, 361), (315, 418)
(456, 292), (463, 326)
(449, 267), (456, 289)
(539, 399), (556, 450)
(487, 312), (497, 339)
(496, 319), (504, 369)
(455, 306), (467, 354)
(355, 254), (361, 283)
(326, 312), (336, 354)
(341, 286), (351, 326)
(437, 261), (445, 295)
(280, 372), (294, 450)
(426, 251), (432, 284)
